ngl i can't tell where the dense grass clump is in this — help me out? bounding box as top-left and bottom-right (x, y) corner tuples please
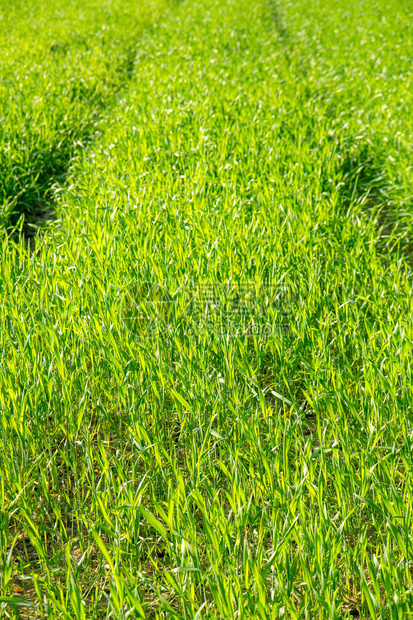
(1, 0), (413, 618)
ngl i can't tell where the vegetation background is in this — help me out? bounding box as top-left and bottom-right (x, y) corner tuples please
(0, 0), (412, 617)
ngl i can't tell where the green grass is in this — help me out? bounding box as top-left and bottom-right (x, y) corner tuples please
(1, 0), (413, 617)
(0, 0), (170, 227)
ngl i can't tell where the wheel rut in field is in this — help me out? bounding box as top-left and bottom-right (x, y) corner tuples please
(3, 4), (178, 244)
(335, 144), (413, 259)
(267, 0), (412, 264)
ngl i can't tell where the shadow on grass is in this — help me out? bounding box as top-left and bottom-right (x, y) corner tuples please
(3, 46), (142, 240)
(5, 0), (186, 240)
(334, 142), (413, 258)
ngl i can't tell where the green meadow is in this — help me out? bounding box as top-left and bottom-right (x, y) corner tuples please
(0, 0), (413, 617)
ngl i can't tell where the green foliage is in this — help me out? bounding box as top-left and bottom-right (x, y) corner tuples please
(0, 0), (169, 226)
(1, 0), (413, 618)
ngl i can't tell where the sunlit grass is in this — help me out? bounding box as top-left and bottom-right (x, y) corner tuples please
(1, 0), (413, 618)
(0, 0), (171, 227)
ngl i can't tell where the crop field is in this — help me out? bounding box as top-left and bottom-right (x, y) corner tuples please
(0, 0), (413, 617)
